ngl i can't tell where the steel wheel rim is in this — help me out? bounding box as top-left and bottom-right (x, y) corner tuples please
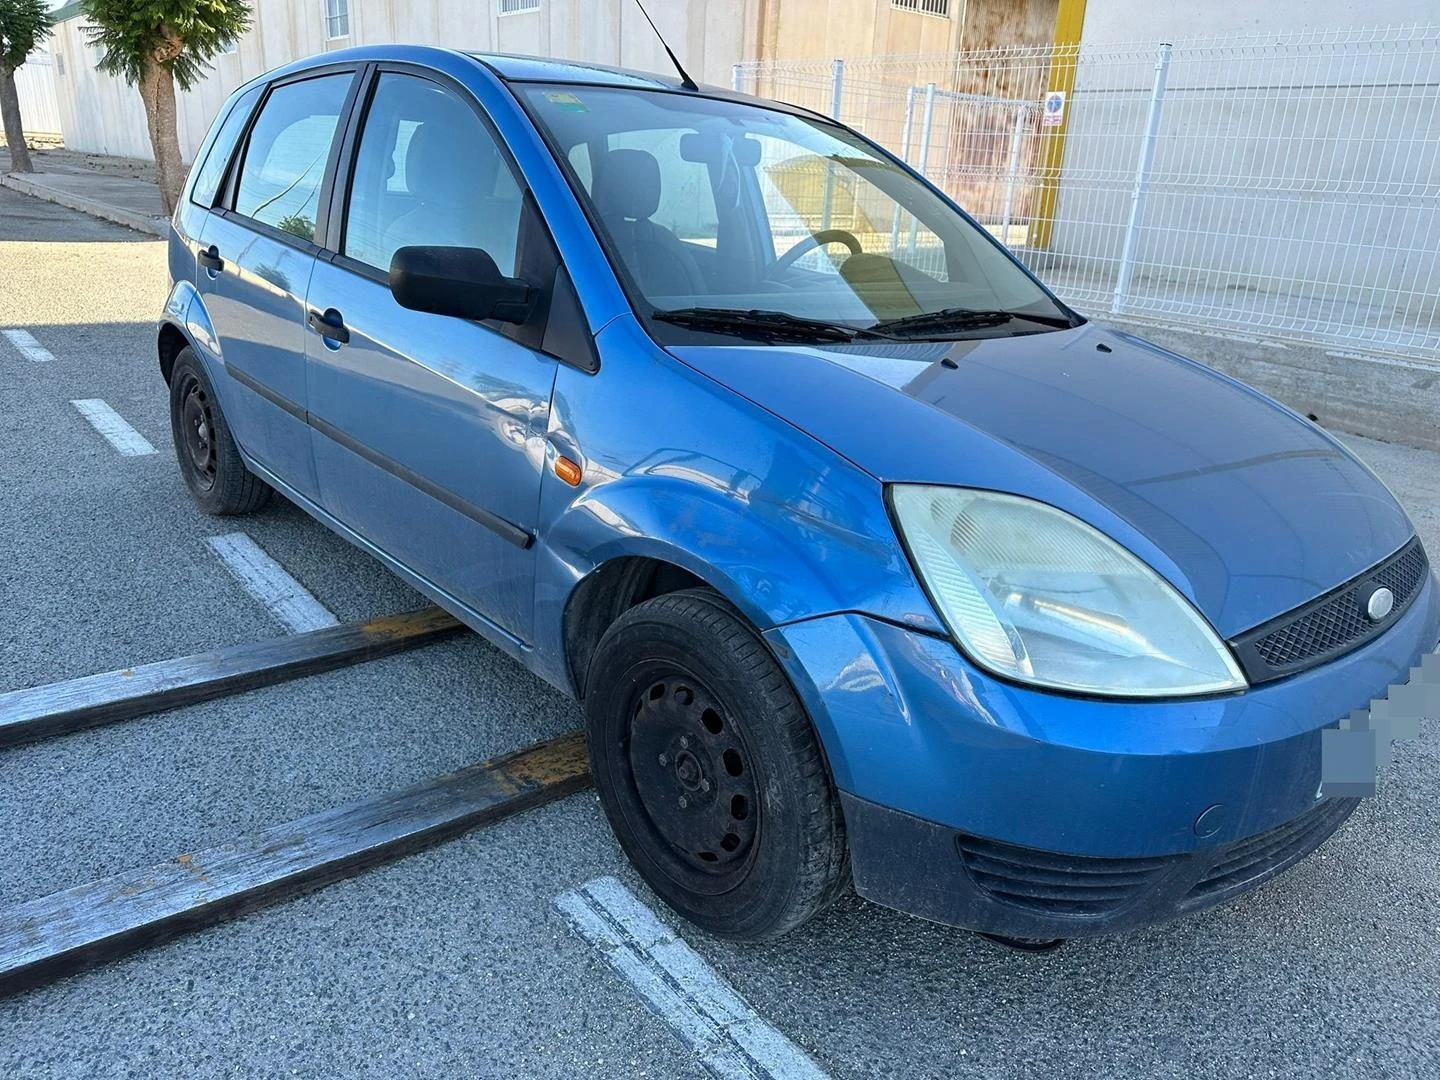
(177, 372), (217, 491)
(622, 665), (762, 885)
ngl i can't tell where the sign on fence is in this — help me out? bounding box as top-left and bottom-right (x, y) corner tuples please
(1041, 90), (1066, 128)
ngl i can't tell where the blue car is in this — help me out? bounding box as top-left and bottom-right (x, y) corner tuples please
(160, 46), (1438, 945)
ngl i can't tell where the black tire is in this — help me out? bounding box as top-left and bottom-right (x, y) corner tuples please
(584, 588), (849, 940)
(168, 347), (271, 515)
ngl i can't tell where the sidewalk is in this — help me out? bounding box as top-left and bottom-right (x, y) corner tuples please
(1, 144), (168, 237)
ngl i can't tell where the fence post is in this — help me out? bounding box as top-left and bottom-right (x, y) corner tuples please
(1112, 41), (1172, 315)
(829, 58), (846, 119)
(900, 85), (918, 162)
(909, 82), (938, 253)
(820, 58), (846, 231)
(890, 85), (920, 250)
(732, 62), (744, 94)
(999, 103), (1027, 249)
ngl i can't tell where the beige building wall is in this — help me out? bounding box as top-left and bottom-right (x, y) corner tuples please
(755, 0), (1058, 63)
(46, 0), (763, 162)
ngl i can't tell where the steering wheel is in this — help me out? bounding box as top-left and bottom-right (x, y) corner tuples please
(766, 228), (863, 279)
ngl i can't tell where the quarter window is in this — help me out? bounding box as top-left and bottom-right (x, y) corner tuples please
(190, 84), (262, 209)
(233, 74), (352, 243)
(343, 73), (524, 275)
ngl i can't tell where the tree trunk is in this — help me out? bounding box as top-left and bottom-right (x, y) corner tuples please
(0, 66), (36, 174)
(138, 59), (184, 215)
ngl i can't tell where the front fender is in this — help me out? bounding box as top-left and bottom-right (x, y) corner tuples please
(528, 317), (944, 692)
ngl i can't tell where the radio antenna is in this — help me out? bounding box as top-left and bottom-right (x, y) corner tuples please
(634, 0), (699, 91)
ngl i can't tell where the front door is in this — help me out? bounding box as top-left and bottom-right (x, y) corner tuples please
(304, 70), (558, 643)
(197, 70), (356, 499)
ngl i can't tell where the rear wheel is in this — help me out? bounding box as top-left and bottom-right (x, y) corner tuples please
(584, 588), (849, 940)
(168, 347), (271, 515)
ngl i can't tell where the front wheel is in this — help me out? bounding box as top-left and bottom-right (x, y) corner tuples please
(168, 347), (271, 515)
(584, 588), (849, 940)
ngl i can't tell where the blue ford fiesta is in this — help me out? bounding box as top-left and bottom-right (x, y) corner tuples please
(160, 45), (1438, 945)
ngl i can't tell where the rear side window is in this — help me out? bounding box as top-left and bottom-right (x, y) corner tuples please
(189, 84), (262, 209)
(233, 73), (352, 243)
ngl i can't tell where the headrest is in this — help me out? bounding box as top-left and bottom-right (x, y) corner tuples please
(595, 148), (662, 221)
(405, 115), (501, 206)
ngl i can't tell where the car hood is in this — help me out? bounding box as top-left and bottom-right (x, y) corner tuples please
(667, 323), (1414, 637)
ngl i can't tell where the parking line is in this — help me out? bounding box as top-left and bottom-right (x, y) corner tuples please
(0, 731), (591, 998)
(0, 607), (464, 750)
(2, 328), (56, 363)
(70, 399), (158, 456)
(207, 532), (339, 633)
(556, 877), (832, 1080)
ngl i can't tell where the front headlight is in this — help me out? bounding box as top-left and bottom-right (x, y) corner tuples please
(890, 485), (1246, 698)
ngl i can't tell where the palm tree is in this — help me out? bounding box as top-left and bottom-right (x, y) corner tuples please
(81, 0), (251, 213)
(0, 0), (53, 173)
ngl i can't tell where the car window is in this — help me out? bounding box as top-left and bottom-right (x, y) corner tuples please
(524, 84), (1070, 329)
(233, 73), (352, 243)
(568, 142), (593, 193)
(343, 73), (523, 274)
(190, 84), (262, 209)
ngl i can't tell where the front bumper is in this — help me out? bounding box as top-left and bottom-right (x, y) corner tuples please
(841, 791), (1358, 938)
(765, 572), (1439, 936)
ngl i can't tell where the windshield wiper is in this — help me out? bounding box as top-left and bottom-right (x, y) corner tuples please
(869, 307), (1075, 338)
(652, 307), (861, 343)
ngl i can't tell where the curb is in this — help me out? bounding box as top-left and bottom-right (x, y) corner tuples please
(0, 172), (168, 237)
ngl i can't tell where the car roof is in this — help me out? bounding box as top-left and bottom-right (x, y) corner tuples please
(251, 45), (823, 123)
(468, 52), (701, 91)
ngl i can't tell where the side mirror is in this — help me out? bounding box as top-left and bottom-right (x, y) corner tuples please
(388, 246), (533, 324)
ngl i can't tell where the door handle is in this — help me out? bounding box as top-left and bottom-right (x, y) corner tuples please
(307, 307), (351, 345)
(198, 244), (224, 273)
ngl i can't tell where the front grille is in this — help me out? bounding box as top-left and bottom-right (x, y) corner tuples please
(1231, 538), (1428, 683)
(956, 836), (1176, 916)
(1184, 796), (1358, 903)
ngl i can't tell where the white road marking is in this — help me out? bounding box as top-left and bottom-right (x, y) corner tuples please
(70, 399), (158, 456)
(206, 532), (339, 633)
(3, 328), (56, 363)
(555, 876), (832, 1080)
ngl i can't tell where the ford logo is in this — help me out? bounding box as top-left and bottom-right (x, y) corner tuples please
(1365, 586), (1395, 621)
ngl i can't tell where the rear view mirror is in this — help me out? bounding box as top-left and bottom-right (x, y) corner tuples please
(680, 132), (762, 168)
(389, 246), (533, 324)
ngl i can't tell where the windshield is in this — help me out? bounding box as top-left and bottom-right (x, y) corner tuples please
(521, 83), (1075, 342)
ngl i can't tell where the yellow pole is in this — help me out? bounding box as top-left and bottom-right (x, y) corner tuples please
(1028, 0), (1087, 250)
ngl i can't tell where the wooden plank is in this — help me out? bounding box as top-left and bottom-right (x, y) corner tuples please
(0, 607), (464, 750)
(0, 731), (591, 997)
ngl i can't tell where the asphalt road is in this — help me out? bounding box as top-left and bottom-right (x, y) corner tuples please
(2, 186), (1439, 1080)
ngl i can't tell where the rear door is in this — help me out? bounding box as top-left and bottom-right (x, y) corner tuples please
(302, 67), (562, 642)
(197, 67), (359, 499)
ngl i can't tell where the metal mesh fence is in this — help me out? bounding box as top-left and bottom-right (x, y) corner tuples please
(735, 26), (1440, 362)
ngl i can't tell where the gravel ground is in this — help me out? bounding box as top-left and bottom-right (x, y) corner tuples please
(1, 187), (1438, 1080)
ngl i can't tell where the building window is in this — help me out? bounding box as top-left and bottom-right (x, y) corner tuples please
(892, 0), (951, 16)
(498, 0), (541, 14)
(325, 0), (350, 39)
